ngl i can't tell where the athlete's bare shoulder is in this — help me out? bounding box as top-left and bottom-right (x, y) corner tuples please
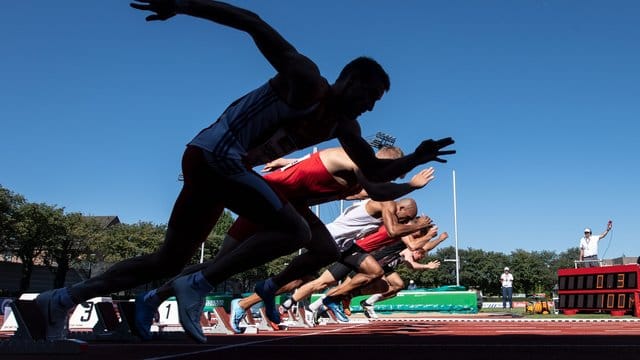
(319, 147), (357, 173)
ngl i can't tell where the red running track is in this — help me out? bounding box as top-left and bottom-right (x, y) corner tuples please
(3, 316), (640, 360)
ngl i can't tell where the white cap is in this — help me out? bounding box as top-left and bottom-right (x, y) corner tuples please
(504, 267), (509, 271)
(584, 228), (592, 233)
(409, 280), (415, 284)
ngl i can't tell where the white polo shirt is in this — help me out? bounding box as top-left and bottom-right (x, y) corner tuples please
(580, 235), (599, 257)
(500, 272), (513, 288)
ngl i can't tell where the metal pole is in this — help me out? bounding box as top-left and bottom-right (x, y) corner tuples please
(453, 170), (460, 286)
(200, 242), (205, 264)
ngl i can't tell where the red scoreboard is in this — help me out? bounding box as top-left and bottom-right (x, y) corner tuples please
(557, 264), (640, 316)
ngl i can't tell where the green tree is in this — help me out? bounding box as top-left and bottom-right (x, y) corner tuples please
(0, 186), (26, 252)
(554, 247), (580, 271)
(11, 202), (67, 292)
(43, 213), (105, 288)
(93, 222), (166, 264)
(509, 249), (555, 295)
(460, 248), (508, 296)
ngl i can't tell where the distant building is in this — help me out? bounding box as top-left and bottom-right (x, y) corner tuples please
(602, 256), (639, 266)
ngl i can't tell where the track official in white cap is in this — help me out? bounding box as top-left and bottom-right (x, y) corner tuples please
(579, 220), (613, 268)
(500, 267), (514, 309)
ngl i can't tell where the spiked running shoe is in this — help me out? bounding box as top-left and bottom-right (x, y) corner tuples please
(322, 297), (349, 323)
(133, 292), (157, 340)
(312, 305), (326, 325)
(35, 289), (72, 341)
(254, 279), (281, 324)
(172, 275), (207, 343)
(230, 298), (246, 334)
(360, 300), (378, 319)
(280, 297), (296, 314)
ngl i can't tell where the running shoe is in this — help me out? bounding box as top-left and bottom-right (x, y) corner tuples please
(34, 289), (71, 340)
(322, 297), (349, 323)
(254, 279), (281, 324)
(280, 297), (296, 313)
(172, 275), (207, 343)
(312, 305), (326, 325)
(360, 300), (378, 319)
(133, 292), (157, 340)
(229, 298), (246, 334)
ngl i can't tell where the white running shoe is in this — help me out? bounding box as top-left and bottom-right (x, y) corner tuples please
(360, 300), (378, 319)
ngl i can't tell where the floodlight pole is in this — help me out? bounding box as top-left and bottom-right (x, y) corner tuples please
(369, 132), (396, 150)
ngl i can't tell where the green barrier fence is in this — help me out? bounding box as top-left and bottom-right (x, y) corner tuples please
(312, 285), (480, 314)
(171, 285), (479, 314)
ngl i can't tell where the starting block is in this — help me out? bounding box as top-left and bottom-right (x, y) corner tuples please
(151, 299), (234, 338)
(70, 300), (140, 342)
(203, 307), (235, 335)
(281, 304), (314, 328)
(68, 297), (112, 332)
(243, 306), (280, 332)
(0, 298), (87, 355)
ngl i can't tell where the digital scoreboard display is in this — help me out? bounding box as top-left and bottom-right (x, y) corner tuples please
(559, 272), (637, 290)
(557, 264), (640, 314)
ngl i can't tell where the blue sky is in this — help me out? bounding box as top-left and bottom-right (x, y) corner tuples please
(2, 1), (638, 259)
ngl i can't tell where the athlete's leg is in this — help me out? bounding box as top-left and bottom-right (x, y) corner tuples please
(171, 167), (311, 341)
(291, 270), (339, 305)
(69, 146), (222, 302)
(248, 212), (338, 324)
(375, 272), (404, 300)
(325, 255), (384, 298)
(359, 273), (403, 319)
(270, 212), (340, 287)
(351, 276), (391, 297)
(237, 278), (304, 311)
(36, 146), (222, 340)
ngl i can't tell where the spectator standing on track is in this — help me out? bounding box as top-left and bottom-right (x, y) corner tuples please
(500, 267), (514, 309)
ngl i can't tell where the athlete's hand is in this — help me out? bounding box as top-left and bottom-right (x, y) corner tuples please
(415, 215), (432, 229)
(414, 137), (456, 164)
(409, 167), (435, 189)
(130, 0), (178, 21)
(262, 158), (295, 172)
(426, 225), (438, 239)
(426, 260), (441, 269)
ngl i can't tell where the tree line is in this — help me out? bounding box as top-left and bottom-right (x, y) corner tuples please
(1, 185), (577, 297)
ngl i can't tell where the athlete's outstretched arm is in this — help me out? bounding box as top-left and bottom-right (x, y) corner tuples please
(355, 167), (435, 201)
(336, 120), (456, 183)
(378, 202), (432, 240)
(401, 223), (438, 251)
(130, 0), (325, 106)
